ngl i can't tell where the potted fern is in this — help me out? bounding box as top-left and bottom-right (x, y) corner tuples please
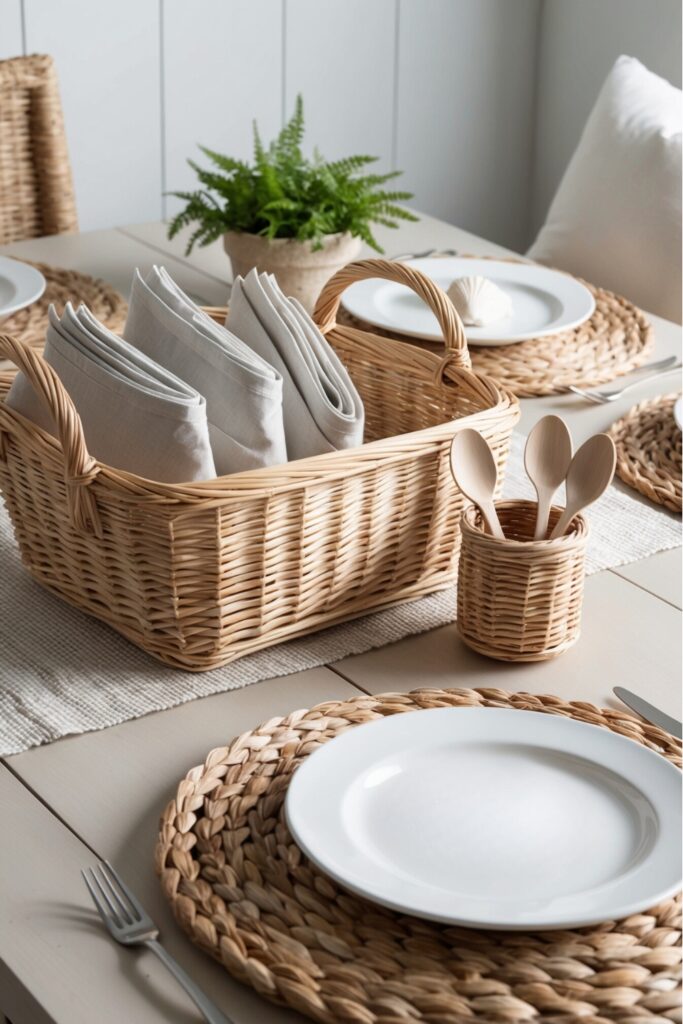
(168, 96), (417, 310)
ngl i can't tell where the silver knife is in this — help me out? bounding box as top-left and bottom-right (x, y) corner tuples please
(613, 687), (682, 739)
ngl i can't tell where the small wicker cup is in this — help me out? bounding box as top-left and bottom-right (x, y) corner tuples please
(457, 500), (589, 662)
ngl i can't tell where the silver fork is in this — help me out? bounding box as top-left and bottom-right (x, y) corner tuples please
(568, 355), (681, 403)
(82, 861), (232, 1024)
(390, 247), (459, 261)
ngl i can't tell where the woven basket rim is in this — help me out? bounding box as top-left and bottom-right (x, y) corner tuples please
(0, 389), (517, 502)
(0, 258), (520, 504)
(0, 53), (55, 87)
(0, 312), (518, 503)
(461, 498), (589, 548)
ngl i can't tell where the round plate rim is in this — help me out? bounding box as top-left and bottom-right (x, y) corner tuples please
(285, 707), (681, 930)
(0, 256), (46, 318)
(340, 257), (596, 346)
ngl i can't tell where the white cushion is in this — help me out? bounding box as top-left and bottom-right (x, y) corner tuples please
(528, 56), (682, 323)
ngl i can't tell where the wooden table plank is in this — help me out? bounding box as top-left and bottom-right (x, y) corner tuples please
(4, 668), (360, 1024)
(1, 764), (247, 1024)
(332, 570), (682, 719)
(119, 217), (682, 444)
(7, 219), (681, 450)
(116, 224), (232, 288)
(514, 325), (682, 443)
(1, 218), (680, 1024)
(612, 548), (682, 609)
(117, 212), (516, 288)
(0, 229), (228, 306)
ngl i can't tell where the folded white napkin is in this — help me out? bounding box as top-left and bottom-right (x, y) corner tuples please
(6, 303), (216, 483)
(227, 269), (364, 460)
(124, 267), (286, 475)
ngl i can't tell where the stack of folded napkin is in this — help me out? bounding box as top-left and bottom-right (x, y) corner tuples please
(124, 266), (286, 475)
(228, 270), (364, 461)
(6, 266), (364, 483)
(6, 301), (217, 482)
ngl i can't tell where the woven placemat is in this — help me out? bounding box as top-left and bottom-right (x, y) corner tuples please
(610, 394), (682, 514)
(0, 260), (127, 388)
(157, 688), (682, 1024)
(338, 257), (653, 397)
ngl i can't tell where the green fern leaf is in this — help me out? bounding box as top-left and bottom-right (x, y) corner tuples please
(167, 97), (417, 253)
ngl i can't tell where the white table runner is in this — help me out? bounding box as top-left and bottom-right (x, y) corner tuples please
(1, 433), (680, 755)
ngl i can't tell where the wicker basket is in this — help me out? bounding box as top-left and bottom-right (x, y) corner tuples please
(457, 500), (588, 662)
(0, 259), (519, 670)
(0, 55), (78, 244)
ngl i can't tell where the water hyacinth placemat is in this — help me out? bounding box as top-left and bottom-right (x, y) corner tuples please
(610, 393), (682, 513)
(0, 260), (127, 386)
(156, 687), (682, 1024)
(1, 433), (680, 755)
(338, 256), (654, 398)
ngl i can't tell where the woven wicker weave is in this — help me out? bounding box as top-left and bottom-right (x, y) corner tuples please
(0, 259), (519, 670)
(156, 686), (682, 1024)
(457, 501), (588, 662)
(0, 55), (78, 244)
(339, 258), (653, 397)
(610, 394), (682, 514)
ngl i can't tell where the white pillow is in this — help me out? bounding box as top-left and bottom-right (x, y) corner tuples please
(528, 56), (682, 323)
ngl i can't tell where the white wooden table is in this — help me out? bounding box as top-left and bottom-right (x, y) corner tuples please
(1, 215), (681, 1024)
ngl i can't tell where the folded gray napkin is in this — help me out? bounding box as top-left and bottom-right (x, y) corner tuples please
(227, 269), (364, 460)
(5, 303), (216, 482)
(124, 267), (286, 475)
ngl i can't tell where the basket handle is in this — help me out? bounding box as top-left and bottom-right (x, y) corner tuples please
(312, 258), (472, 373)
(0, 334), (102, 536)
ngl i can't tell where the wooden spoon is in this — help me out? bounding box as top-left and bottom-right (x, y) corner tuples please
(524, 416), (573, 540)
(549, 433), (616, 539)
(450, 429), (505, 539)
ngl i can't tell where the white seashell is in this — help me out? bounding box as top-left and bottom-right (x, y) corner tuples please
(446, 275), (513, 327)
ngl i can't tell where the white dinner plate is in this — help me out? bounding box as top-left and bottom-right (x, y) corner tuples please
(0, 256), (46, 323)
(674, 397), (682, 431)
(340, 257), (596, 346)
(285, 707), (681, 930)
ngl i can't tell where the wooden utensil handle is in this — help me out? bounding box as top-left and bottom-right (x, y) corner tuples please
(312, 258), (472, 370)
(534, 492), (553, 540)
(482, 500), (506, 540)
(550, 508), (573, 539)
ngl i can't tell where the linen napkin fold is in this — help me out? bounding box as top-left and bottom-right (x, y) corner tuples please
(227, 269), (364, 460)
(124, 266), (286, 475)
(5, 302), (216, 483)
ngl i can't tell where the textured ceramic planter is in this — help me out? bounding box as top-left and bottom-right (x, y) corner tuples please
(223, 231), (362, 312)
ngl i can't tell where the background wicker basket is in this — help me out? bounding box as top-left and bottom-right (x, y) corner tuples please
(457, 500), (588, 661)
(0, 55), (78, 244)
(0, 259), (518, 670)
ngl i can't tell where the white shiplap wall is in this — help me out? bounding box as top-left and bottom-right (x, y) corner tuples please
(2, 0), (541, 248)
(285, 0), (397, 172)
(395, 0), (540, 249)
(21, 0), (162, 230)
(0, 0), (23, 58)
(163, 0), (284, 220)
